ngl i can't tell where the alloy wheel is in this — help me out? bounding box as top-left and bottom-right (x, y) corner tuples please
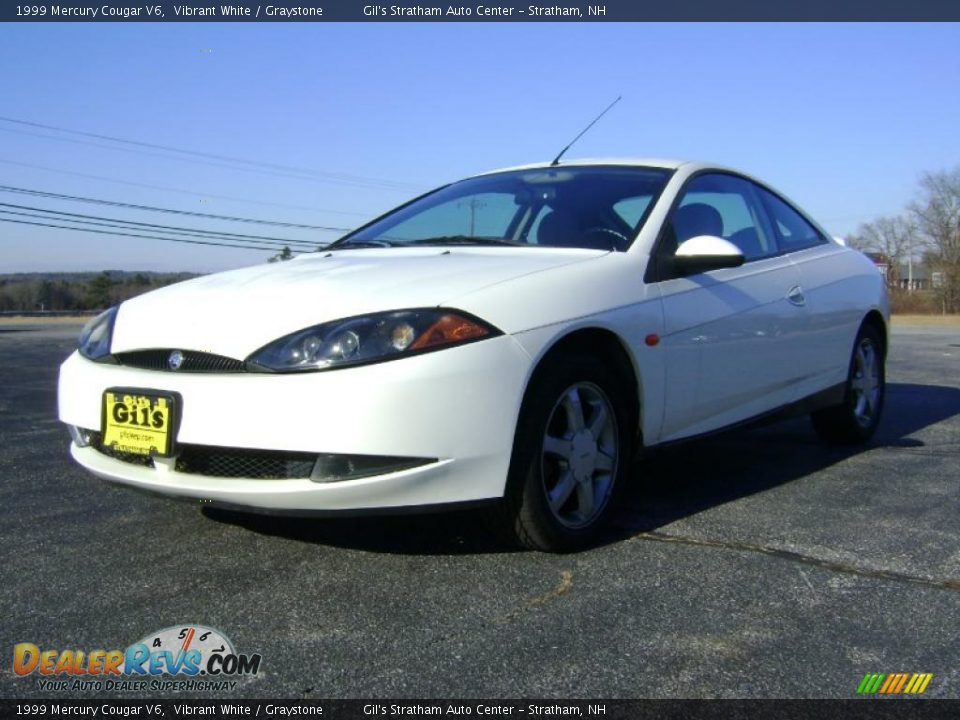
(540, 382), (619, 529)
(851, 338), (881, 428)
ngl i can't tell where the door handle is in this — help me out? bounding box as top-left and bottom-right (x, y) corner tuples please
(786, 285), (806, 307)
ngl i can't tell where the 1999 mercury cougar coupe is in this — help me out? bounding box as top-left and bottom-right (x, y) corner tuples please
(59, 159), (888, 551)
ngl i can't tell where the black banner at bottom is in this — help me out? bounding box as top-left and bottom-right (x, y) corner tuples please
(1, 700), (959, 720)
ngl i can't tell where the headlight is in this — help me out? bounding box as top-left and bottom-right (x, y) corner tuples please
(247, 308), (501, 372)
(78, 307), (118, 361)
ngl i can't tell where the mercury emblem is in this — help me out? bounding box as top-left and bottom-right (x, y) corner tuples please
(168, 350), (185, 371)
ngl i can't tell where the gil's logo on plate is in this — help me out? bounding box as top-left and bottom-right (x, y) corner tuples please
(13, 624), (261, 679)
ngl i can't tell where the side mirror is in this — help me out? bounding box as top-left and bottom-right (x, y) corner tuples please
(673, 235), (745, 275)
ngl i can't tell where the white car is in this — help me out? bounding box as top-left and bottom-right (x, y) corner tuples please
(58, 159), (888, 551)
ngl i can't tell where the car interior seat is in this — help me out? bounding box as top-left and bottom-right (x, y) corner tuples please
(727, 226), (764, 260)
(537, 208), (626, 250)
(536, 208), (584, 248)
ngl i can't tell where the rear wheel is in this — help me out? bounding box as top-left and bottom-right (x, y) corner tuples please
(811, 323), (885, 444)
(489, 354), (631, 552)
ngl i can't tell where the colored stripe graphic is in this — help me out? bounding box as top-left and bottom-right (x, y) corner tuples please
(879, 674), (898, 693)
(892, 673), (909, 693)
(858, 673), (885, 694)
(912, 674), (933, 694)
(858, 672), (933, 694)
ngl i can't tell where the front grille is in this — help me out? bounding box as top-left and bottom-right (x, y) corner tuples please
(113, 349), (246, 373)
(176, 445), (316, 479)
(89, 432), (155, 467)
(87, 432), (315, 479)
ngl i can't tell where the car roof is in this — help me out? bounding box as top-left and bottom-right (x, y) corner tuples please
(472, 158), (778, 195)
(474, 158), (699, 176)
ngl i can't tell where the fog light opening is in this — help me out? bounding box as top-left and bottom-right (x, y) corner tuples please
(309, 454), (435, 483)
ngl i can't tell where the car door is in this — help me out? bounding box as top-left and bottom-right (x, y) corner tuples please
(753, 184), (859, 397)
(655, 172), (809, 441)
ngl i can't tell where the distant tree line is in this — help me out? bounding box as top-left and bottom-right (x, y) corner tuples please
(846, 165), (960, 313)
(0, 271), (198, 312)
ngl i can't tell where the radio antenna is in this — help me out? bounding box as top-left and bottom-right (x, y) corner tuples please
(550, 95), (622, 167)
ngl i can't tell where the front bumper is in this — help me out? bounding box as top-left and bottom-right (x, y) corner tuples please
(58, 336), (530, 511)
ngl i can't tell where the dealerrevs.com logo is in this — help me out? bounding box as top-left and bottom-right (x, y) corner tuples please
(13, 625), (262, 692)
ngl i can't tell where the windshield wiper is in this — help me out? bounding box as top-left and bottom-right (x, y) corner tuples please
(331, 236), (527, 249)
(407, 235), (525, 247)
(330, 239), (402, 249)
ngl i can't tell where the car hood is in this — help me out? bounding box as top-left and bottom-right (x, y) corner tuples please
(110, 247), (605, 358)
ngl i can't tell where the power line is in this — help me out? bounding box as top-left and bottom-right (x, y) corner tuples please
(0, 202), (319, 248)
(0, 116), (421, 191)
(0, 158), (374, 217)
(0, 215), (304, 253)
(0, 209), (316, 251)
(1, 125), (413, 193)
(0, 185), (351, 232)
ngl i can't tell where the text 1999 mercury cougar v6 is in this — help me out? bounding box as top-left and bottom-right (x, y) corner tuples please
(59, 159), (888, 551)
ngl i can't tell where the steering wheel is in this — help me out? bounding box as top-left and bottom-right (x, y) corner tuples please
(581, 226), (630, 250)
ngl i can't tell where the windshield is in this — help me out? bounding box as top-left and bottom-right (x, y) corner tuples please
(333, 166), (673, 252)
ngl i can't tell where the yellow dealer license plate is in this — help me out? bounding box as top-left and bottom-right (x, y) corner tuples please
(102, 390), (176, 457)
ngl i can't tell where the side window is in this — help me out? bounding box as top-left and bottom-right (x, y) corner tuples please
(756, 186), (826, 252)
(665, 173), (776, 262)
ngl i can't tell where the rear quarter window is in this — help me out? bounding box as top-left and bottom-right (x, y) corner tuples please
(757, 186), (827, 252)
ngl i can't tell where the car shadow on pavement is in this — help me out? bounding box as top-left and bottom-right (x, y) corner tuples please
(204, 382), (960, 555)
(613, 382), (960, 535)
(203, 505), (502, 555)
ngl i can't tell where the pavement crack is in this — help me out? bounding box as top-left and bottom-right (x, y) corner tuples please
(797, 567), (816, 593)
(494, 569), (574, 624)
(526, 569), (574, 608)
(631, 530), (960, 593)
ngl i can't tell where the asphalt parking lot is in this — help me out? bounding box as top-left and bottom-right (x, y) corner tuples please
(1, 320), (958, 699)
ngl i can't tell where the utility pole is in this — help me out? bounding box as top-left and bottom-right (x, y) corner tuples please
(907, 231), (914, 293)
(458, 198), (487, 236)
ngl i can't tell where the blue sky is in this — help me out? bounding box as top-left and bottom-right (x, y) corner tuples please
(1, 22), (958, 272)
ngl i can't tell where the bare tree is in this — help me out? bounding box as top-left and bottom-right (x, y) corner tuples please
(846, 215), (918, 288)
(910, 167), (960, 313)
(268, 246), (293, 263)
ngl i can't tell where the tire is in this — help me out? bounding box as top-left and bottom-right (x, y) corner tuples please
(488, 353), (632, 552)
(811, 322), (885, 445)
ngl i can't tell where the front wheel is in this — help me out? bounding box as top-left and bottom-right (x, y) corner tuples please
(811, 323), (885, 444)
(489, 354), (632, 552)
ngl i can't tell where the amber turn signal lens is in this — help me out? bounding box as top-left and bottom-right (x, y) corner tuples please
(410, 314), (490, 350)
